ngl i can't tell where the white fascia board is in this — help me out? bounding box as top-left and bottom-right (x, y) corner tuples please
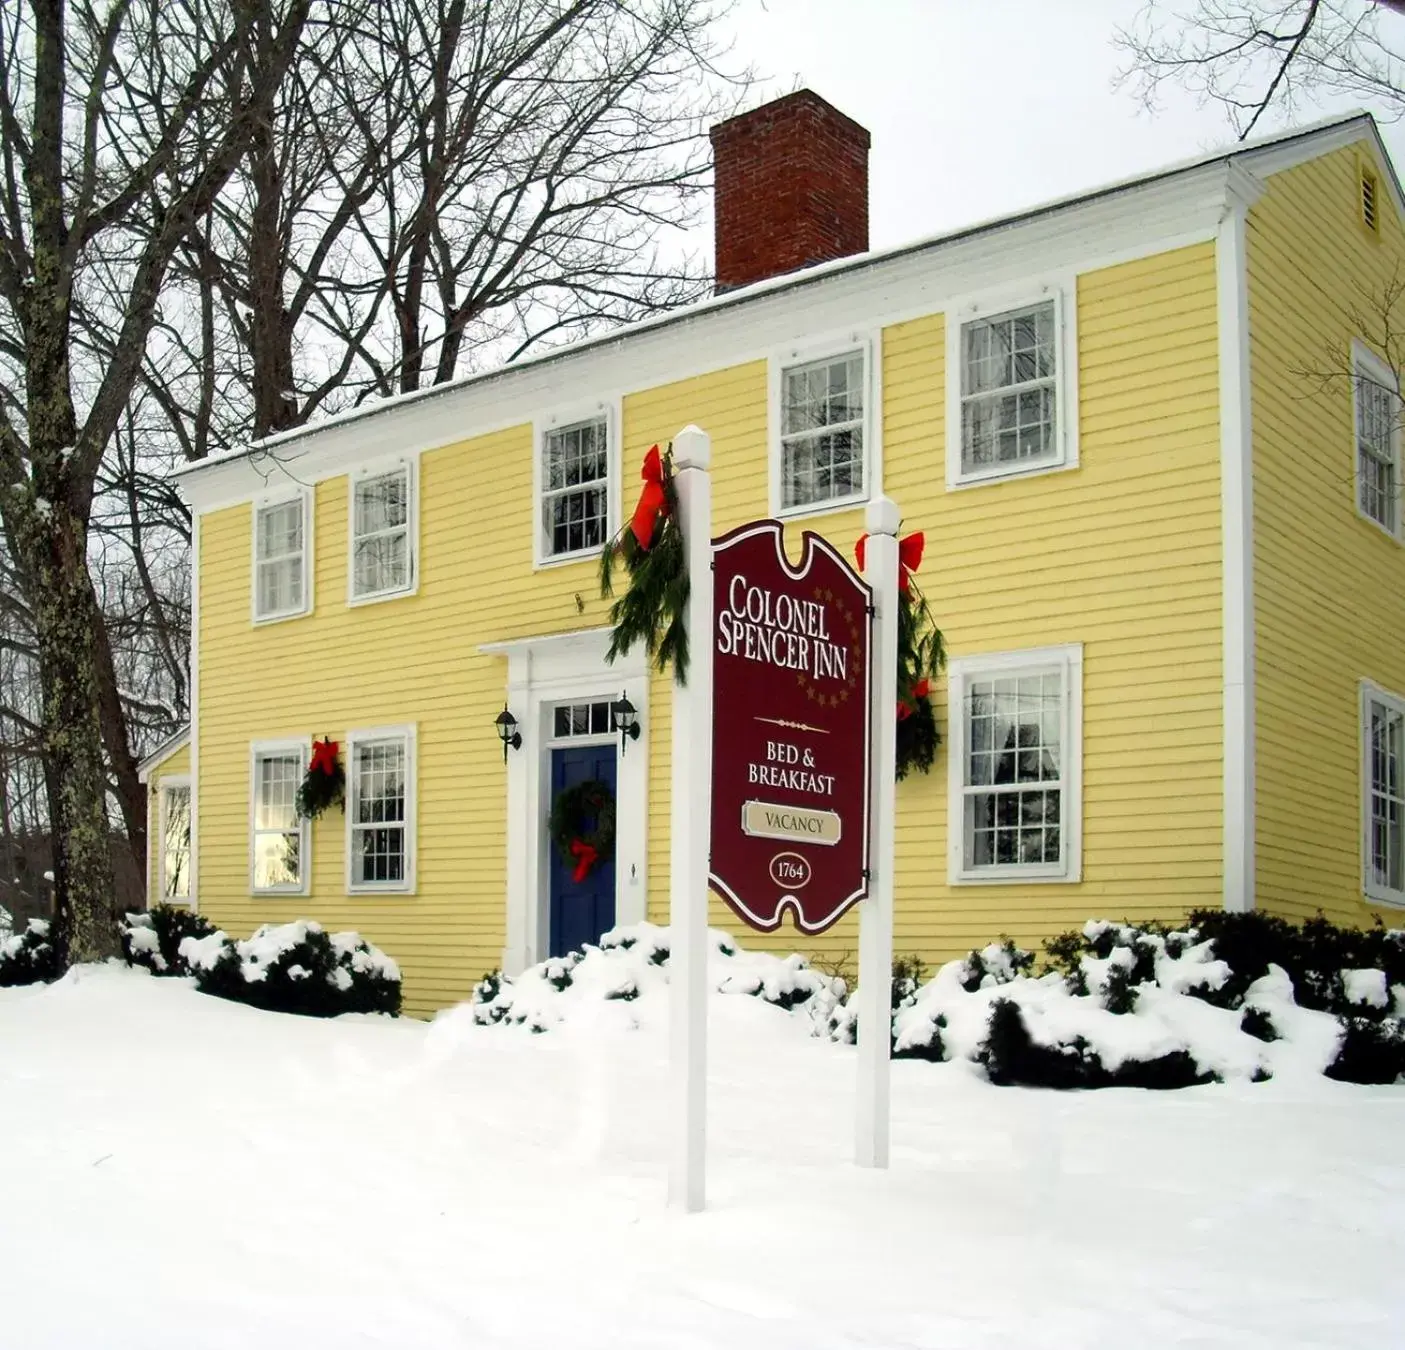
(136, 725), (191, 782)
(179, 154), (1274, 515)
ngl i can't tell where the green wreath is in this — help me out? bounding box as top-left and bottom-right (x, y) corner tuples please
(548, 779), (617, 881)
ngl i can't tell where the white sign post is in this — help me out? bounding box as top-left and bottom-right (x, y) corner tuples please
(857, 495), (900, 1168)
(668, 424), (713, 1213)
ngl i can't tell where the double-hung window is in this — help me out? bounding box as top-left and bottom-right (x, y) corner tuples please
(158, 777), (191, 903)
(948, 287), (1074, 487)
(347, 726), (415, 892)
(1363, 683), (1405, 906)
(251, 741), (308, 894)
(948, 645), (1082, 883)
(775, 346), (869, 512)
(1353, 341), (1400, 537)
(351, 462), (416, 601)
(252, 492), (310, 621)
(540, 416), (610, 561)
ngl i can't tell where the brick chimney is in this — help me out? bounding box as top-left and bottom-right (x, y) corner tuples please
(709, 90), (871, 294)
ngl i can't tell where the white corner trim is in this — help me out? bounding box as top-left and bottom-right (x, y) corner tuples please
(767, 327), (882, 518)
(250, 486), (315, 625)
(249, 736), (313, 898)
(945, 642), (1084, 886)
(944, 276), (1080, 491)
(532, 396), (622, 569)
(344, 723), (418, 895)
(346, 457), (420, 606)
(1217, 198), (1256, 914)
(189, 513), (200, 913)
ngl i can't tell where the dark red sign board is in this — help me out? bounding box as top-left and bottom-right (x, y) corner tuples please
(709, 520), (872, 933)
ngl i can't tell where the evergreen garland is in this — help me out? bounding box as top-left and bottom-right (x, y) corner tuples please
(295, 738), (345, 820)
(599, 443), (690, 685)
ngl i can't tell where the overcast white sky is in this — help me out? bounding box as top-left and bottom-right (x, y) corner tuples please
(708, 0), (1405, 250)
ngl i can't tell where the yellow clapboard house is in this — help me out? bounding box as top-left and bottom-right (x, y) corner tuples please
(142, 92), (1405, 1015)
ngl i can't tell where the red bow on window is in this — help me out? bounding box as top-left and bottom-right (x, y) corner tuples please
(309, 739), (340, 776)
(569, 839), (599, 883)
(854, 531), (925, 593)
(629, 445), (669, 551)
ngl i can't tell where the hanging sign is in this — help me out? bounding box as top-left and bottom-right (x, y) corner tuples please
(709, 520), (872, 932)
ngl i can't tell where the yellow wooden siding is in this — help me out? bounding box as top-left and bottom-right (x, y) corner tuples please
(627, 241), (1224, 970)
(196, 240), (1224, 1014)
(1247, 144), (1405, 926)
(144, 742), (190, 908)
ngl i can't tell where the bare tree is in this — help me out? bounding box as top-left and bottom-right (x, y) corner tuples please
(0, 0), (310, 963)
(1117, 1), (1405, 139)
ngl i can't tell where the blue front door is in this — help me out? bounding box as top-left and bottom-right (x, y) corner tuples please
(548, 743), (618, 957)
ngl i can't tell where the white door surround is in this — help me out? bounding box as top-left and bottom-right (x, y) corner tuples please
(479, 627), (649, 974)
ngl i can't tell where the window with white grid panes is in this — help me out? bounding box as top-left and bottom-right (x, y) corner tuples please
(350, 735), (409, 887)
(541, 418), (609, 558)
(254, 496), (306, 619)
(252, 749), (305, 892)
(160, 781), (191, 902)
(1364, 686), (1405, 905)
(551, 700), (612, 740)
(960, 300), (1059, 477)
(1354, 347), (1400, 535)
(352, 465), (412, 599)
(779, 350), (865, 510)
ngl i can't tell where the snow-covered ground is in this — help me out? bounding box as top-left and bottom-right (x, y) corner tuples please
(2, 961), (1403, 1349)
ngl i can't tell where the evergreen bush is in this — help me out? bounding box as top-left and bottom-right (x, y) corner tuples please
(120, 905), (217, 977)
(182, 922), (401, 1017)
(1239, 1005), (1280, 1042)
(1326, 1016), (1405, 1085)
(0, 919), (60, 987)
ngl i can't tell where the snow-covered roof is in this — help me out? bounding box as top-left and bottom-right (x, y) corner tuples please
(174, 109), (1388, 483)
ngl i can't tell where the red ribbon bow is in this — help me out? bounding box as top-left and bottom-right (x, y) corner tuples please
(854, 532), (925, 593)
(895, 678), (932, 722)
(309, 739), (339, 776)
(629, 445), (669, 551)
(569, 839), (599, 883)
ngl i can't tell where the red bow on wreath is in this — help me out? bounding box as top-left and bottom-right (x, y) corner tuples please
(854, 531), (925, 593)
(629, 444), (669, 551)
(309, 738), (340, 775)
(569, 839), (599, 882)
(896, 678), (931, 721)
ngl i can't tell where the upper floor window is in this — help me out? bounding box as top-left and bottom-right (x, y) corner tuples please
(776, 347), (868, 512)
(158, 777), (191, 903)
(948, 644), (1082, 884)
(541, 417), (609, 561)
(251, 741), (308, 894)
(253, 492), (310, 621)
(347, 726), (415, 892)
(947, 285), (1076, 488)
(1353, 341), (1400, 538)
(351, 461), (416, 601)
(1363, 682), (1405, 907)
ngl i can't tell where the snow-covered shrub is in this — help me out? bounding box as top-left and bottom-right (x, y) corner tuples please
(467, 922), (843, 1033)
(119, 904), (216, 977)
(958, 939), (1033, 992)
(1239, 1005), (1280, 1042)
(1326, 1016), (1405, 1085)
(0, 918), (59, 987)
(180, 921), (401, 1017)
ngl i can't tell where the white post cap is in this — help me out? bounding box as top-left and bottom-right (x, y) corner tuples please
(673, 424), (712, 471)
(864, 494), (900, 536)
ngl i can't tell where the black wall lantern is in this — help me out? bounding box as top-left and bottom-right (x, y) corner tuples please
(494, 705), (522, 762)
(611, 692), (640, 753)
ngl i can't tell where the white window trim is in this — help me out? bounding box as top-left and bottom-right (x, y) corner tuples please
(768, 328), (881, 520)
(945, 278), (1079, 490)
(1361, 680), (1405, 908)
(346, 457), (420, 605)
(344, 723), (417, 895)
(157, 773), (192, 905)
(533, 399), (620, 569)
(946, 643), (1084, 885)
(248, 737), (311, 897)
(1350, 338), (1402, 543)
(250, 487), (313, 625)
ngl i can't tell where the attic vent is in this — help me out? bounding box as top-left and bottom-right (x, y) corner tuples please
(1362, 167), (1380, 234)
